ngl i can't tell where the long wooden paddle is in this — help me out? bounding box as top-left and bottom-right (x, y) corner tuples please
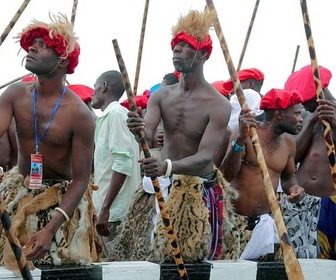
(236, 0), (260, 71)
(112, 39), (189, 280)
(0, 0), (31, 47)
(205, 1), (304, 279)
(70, 0), (78, 26)
(133, 0), (150, 96)
(291, 45), (300, 73)
(299, 0), (336, 191)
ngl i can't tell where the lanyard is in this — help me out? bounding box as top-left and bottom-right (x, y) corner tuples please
(33, 87), (66, 153)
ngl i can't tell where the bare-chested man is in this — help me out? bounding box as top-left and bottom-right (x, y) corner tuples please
(284, 64), (336, 259)
(108, 10), (236, 262)
(0, 14), (101, 270)
(221, 88), (305, 260)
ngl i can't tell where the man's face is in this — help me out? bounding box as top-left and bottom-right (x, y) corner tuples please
(25, 37), (61, 76)
(281, 104), (304, 135)
(91, 78), (105, 110)
(172, 41), (198, 73)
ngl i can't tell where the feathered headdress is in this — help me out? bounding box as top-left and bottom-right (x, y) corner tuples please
(171, 9), (216, 59)
(17, 13), (80, 74)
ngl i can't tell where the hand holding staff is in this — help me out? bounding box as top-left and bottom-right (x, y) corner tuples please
(205, 1), (304, 279)
(299, 0), (336, 191)
(112, 39), (189, 280)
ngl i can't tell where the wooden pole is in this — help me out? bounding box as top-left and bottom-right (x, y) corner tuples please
(0, 199), (33, 280)
(299, 0), (336, 190)
(112, 39), (189, 280)
(0, 0), (31, 47)
(0, 73), (32, 90)
(133, 0), (150, 96)
(70, 0), (78, 26)
(291, 45), (300, 73)
(205, 1), (305, 279)
(236, 0), (260, 71)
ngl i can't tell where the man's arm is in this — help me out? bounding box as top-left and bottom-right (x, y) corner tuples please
(97, 171), (126, 236)
(213, 127), (232, 168)
(281, 136), (305, 203)
(294, 111), (317, 163)
(221, 109), (255, 181)
(47, 108), (95, 231)
(127, 88), (162, 149)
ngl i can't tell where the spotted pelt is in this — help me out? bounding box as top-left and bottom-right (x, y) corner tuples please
(106, 185), (156, 261)
(0, 167), (102, 274)
(149, 168), (241, 262)
(149, 174), (211, 262)
(215, 168), (241, 260)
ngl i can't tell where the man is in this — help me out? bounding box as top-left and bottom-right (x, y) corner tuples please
(111, 9), (237, 262)
(0, 14), (101, 271)
(223, 68), (265, 130)
(284, 64), (336, 259)
(91, 70), (141, 256)
(221, 88), (305, 259)
(213, 68), (265, 168)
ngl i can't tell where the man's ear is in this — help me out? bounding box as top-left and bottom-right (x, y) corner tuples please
(277, 109), (284, 119)
(59, 59), (69, 70)
(199, 49), (208, 60)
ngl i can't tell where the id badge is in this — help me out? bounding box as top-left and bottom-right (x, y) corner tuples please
(29, 154), (43, 189)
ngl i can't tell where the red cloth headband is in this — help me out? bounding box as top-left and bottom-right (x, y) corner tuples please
(260, 88), (302, 110)
(171, 32), (213, 59)
(20, 26), (80, 74)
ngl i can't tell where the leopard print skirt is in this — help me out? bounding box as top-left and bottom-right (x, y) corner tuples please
(0, 167), (102, 273)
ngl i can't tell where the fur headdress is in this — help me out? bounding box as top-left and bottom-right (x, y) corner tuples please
(18, 13), (80, 74)
(171, 9), (216, 59)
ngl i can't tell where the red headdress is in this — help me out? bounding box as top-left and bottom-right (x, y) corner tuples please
(211, 81), (230, 97)
(223, 68), (264, 93)
(284, 65), (332, 102)
(260, 88), (302, 110)
(121, 90), (149, 110)
(67, 84), (94, 103)
(19, 14), (80, 74)
(171, 10), (216, 59)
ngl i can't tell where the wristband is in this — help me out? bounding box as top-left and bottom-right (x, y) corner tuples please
(162, 159), (172, 178)
(55, 207), (70, 222)
(231, 140), (244, 152)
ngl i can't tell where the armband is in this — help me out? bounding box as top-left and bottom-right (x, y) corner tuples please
(55, 207), (70, 222)
(231, 140), (244, 152)
(162, 159), (172, 178)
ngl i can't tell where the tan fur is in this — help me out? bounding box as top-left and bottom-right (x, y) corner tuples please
(214, 168), (241, 260)
(171, 9), (217, 41)
(150, 175), (211, 262)
(0, 168), (102, 274)
(107, 185), (156, 261)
